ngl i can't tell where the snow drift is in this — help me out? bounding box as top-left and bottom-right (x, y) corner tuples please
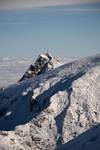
(0, 54), (100, 150)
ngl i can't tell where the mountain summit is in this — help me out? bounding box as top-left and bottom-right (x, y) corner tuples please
(0, 54), (100, 150)
(19, 53), (61, 82)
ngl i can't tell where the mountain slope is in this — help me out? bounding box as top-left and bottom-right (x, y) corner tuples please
(0, 54), (100, 150)
(58, 123), (100, 150)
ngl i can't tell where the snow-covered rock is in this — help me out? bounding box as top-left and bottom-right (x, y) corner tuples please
(0, 54), (100, 150)
(19, 53), (61, 82)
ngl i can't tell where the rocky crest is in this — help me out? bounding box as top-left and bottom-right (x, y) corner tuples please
(19, 53), (61, 82)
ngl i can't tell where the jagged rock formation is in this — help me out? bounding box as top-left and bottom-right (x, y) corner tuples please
(0, 54), (100, 150)
(19, 53), (61, 82)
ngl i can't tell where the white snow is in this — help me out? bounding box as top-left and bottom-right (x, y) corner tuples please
(0, 54), (100, 150)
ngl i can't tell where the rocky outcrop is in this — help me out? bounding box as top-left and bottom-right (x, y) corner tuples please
(19, 53), (61, 82)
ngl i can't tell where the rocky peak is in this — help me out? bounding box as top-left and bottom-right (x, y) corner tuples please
(19, 53), (61, 82)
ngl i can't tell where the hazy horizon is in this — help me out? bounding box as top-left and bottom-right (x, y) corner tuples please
(0, 0), (100, 58)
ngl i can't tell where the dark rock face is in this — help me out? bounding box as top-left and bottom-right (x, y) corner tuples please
(19, 53), (60, 82)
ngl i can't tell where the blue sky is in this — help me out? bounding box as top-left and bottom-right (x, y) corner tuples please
(0, 0), (100, 58)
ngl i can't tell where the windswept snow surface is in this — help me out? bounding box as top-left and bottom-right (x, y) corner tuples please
(0, 54), (100, 150)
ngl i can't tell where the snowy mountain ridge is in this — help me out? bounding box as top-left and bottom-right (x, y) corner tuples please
(0, 55), (72, 87)
(0, 54), (100, 150)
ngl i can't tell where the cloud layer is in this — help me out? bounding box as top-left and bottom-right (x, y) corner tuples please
(0, 0), (100, 10)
